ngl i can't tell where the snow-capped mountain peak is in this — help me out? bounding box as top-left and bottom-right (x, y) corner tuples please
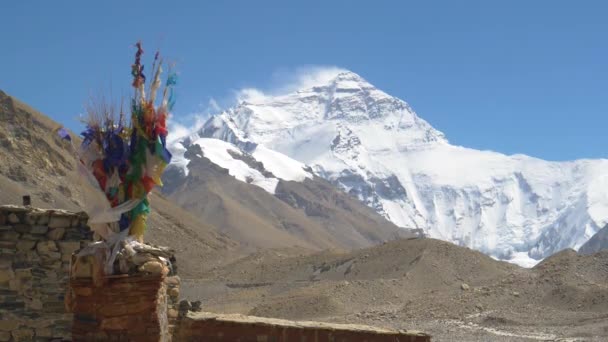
(202, 71), (446, 156)
(173, 69), (608, 267)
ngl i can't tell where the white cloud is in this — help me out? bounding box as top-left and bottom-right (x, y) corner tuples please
(272, 66), (348, 94)
(167, 121), (190, 144)
(236, 88), (269, 103)
(235, 65), (347, 104)
(208, 98), (221, 112)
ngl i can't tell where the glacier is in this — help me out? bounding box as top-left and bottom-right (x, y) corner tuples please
(172, 70), (608, 267)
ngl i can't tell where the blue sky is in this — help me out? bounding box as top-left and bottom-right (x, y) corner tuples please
(1, 1), (606, 161)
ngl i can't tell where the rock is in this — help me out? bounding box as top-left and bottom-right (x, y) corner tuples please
(168, 287), (180, 298)
(46, 228), (65, 240)
(11, 328), (34, 342)
(13, 224), (31, 234)
(24, 214), (37, 225)
(7, 213), (20, 224)
(0, 230), (19, 241)
(37, 215), (49, 225)
(166, 275), (181, 286)
(40, 259), (62, 268)
(0, 241), (15, 250)
(461, 283), (470, 291)
(168, 308), (179, 318)
(30, 225), (49, 235)
(14, 268), (32, 281)
(191, 300), (202, 312)
(139, 261), (168, 275)
(27, 319), (54, 329)
(0, 267), (15, 283)
(131, 253), (157, 266)
(58, 241), (81, 255)
(8, 278), (20, 291)
(512, 291), (520, 297)
(29, 298), (43, 310)
(36, 241), (58, 255)
(48, 216), (71, 229)
(16, 240), (36, 252)
(178, 300), (192, 313)
(35, 328), (52, 337)
(19, 233), (45, 241)
(475, 304), (484, 311)
(0, 320), (20, 331)
(0, 257), (11, 268)
(0, 331), (9, 342)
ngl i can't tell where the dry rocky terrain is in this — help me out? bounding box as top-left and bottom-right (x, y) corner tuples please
(181, 238), (608, 341)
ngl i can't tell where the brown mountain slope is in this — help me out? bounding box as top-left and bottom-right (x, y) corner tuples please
(579, 224), (608, 255)
(161, 142), (416, 251)
(182, 238), (608, 341)
(0, 90), (240, 277)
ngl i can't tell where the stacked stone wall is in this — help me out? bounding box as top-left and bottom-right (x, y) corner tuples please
(0, 205), (92, 342)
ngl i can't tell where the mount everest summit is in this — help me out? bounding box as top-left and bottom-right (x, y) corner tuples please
(168, 70), (608, 267)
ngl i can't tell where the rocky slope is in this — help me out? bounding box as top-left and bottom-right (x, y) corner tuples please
(162, 137), (416, 251)
(579, 224), (608, 255)
(182, 237), (608, 341)
(190, 70), (608, 266)
(0, 89), (240, 277)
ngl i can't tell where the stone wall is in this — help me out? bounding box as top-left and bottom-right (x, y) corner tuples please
(174, 312), (431, 342)
(165, 275), (180, 333)
(0, 205), (92, 342)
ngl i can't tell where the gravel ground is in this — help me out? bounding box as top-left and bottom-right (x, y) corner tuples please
(181, 239), (608, 341)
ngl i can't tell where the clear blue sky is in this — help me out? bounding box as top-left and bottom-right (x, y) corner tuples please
(1, 1), (606, 161)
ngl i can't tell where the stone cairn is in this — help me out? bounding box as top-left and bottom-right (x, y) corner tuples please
(67, 239), (180, 342)
(0, 205), (91, 342)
